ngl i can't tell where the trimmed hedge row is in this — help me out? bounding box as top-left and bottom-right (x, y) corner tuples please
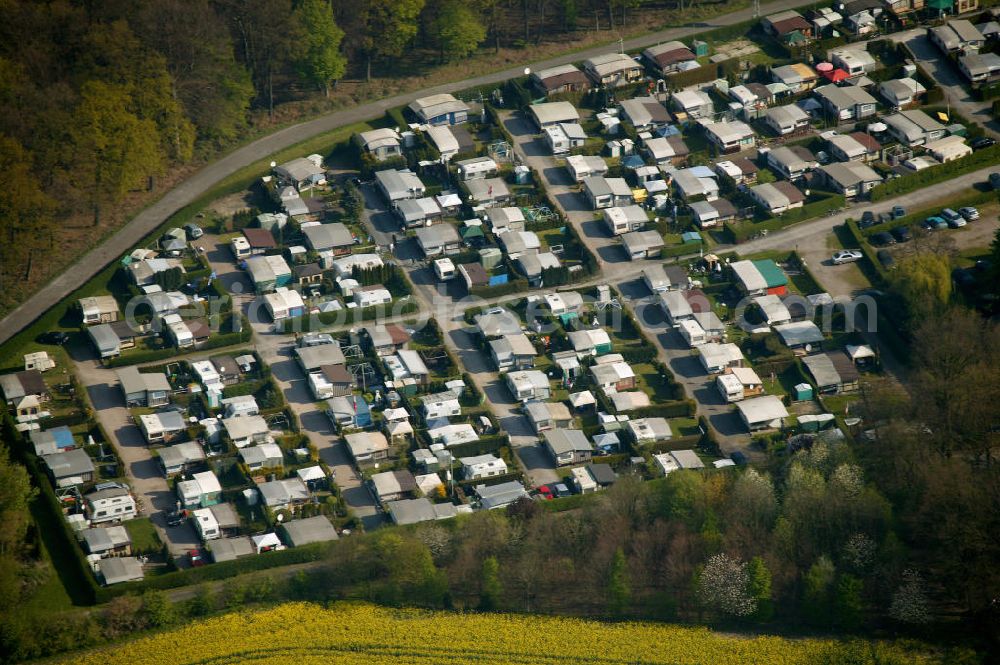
(446, 433), (509, 459)
(470, 278), (530, 299)
(725, 193), (846, 243)
(870, 145), (1000, 201)
(104, 323), (252, 368)
(279, 299), (420, 333)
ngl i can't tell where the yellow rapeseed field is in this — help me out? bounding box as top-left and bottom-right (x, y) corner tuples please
(59, 602), (947, 665)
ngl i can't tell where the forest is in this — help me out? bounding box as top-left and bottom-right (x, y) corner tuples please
(1, 304), (998, 662)
(0, 0), (696, 317)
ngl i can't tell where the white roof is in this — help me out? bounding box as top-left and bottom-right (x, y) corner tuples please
(530, 101), (580, 126)
(409, 93), (469, 119)
(753, 294), (792, 324)
(192, 470), (221, 495)
(426, 125), (460, 154)
(699, 342), (744, 369)
(730, 260), (767, 292)
(585, 52), (639, 77)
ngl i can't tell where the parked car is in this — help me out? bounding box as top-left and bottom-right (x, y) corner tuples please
(860, 211), (876, 226)
(952, 268), (976, 290)
(870, 231), (896, 246)
(538, 483), (573, 499)
(730, 451), (749, 466)
(832, 249), (864, 264)
(188, 550), (206, 567)
(923, 216), (948, 231)
(36, 331), (70, 345)
(876, 249), (896, 270)
(971, 136), (996, 151)
(165, 511), (185, 527)
(990, 173), (1000, 190)
(941, 208), (962, 224)
(892, 205), (906, 219)
(959, 206), (980, 221)
(184, 223), (204, 240)
(891, 226), (912, 243)
(947, 216), (967, 228)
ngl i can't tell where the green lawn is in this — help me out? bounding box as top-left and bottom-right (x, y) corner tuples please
(633, 363), (678, 402)
(125, 517), (163, 555)
(670, 417), (702, 437)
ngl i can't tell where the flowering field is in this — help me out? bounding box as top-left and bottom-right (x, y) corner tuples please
(59, 602), (947, 665)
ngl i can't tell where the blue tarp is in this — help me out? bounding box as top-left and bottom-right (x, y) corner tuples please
(621, 155), (646, 169)
(681, 231), (703, 244)
(489, 273), (509, 287)
(655, 124), (681, 138)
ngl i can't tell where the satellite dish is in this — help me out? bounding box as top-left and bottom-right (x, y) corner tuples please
(805, 344), (812, 353)
(276, 513), (284, 522)
(270, 161), (277, 168)
(524, 67), (531, 76)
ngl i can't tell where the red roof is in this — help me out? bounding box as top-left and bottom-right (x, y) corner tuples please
(849, 131), (881, 153)
(242, 228), (277, 249)
(823, 68), (850, 82)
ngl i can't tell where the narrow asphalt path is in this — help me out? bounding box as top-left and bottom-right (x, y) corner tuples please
(0, 0), (823, 348)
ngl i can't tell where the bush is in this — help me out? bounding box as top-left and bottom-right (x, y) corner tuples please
(725, 193), (845, 243)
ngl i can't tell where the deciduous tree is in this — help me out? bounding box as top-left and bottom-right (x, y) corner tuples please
(296, 0), (348, 97)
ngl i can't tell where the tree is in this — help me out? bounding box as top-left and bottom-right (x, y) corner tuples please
(607, 547), (631, 616)
(70, 81), (162, 225)
(802, 555), (836, 627)
(479, 556), (502, 610)
(139, 590), (175, 628)
(296, 0), (348, 97)
(133, 0), (254, 146)
(833, 574), (863, 631)
(432, 0), (485, 63)
(0, 136), (54, 288)
(890, 252), (951, 320)
(0, 440), (36, 557)
(889, 569), (931, 625)
(100, 595), (144, 639)
(746, 557), (773, 622)
(356, 0), (425, 80)
(696, 553), (756, 618)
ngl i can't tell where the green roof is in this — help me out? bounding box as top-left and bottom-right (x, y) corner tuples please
(460, 225), (485, 240)
(752, 259), (788, 288)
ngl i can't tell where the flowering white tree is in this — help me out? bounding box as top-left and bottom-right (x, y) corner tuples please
(696, 553), (756, 617)
(890, 569), (932, 624)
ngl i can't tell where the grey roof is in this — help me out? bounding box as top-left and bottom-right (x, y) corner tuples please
(670, 449), (705, 469)
(209, 536), (255, 562)
(240, 444), (285, 468)
(295, 343), (346, 371)
(387, 497), (438, 525)
(764, 104), (809, 127)
(584, 176), (632, 198)
(802, 353), (841, 388)
(42, 449), (94, 479)
(466, 178), (510, 202)
(622, 230), (665, 254)
(81, 525), (130, 554)
(586, 463), (617, 485)
(820, 162), (881, 188)
(276, 157), (324, 183)
(209, 502), (240, 529)
(116, 366), (171, 396)
(281, 515), (339, 547)
(375, 169), (425, 199)
(88, 324), (121, 353)
(256, 478), (308, 506)
(396, 197), (442, 222)
(736, 395), (789, 424)
(408, 93), (470, 120)
(415, 223), (461, 248)
(774, 321), (824, 347)
(302, 223), (353, 251)
(98, 557), (144, 585)
(815, 85), (877, 109)
(475, 480), (529, 509)
(543, 429), (593, 455)
(85, 485), (132, 503)
(158, 441), (206, 469)
(475, 310), (522, 337)
(516, 251), (561, 278)
(530, 101), (580, 126)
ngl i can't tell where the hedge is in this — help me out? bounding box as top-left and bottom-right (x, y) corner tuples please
(644, 434), (704, 455)
(470, 278), (530, 299)
(104, 323), (252, 368)
(870, 145), (1000, 201)
(279, 299), (420, 333)
(460, 373), (484, 407)
(725, 193), (846, 243)
(456, 470), (522, 488)
(445, 433), (509, 459)
(618, 345), (658, 364)
(842, 220), (886, 286)
(96, 538), (340, 602)
(620, 400), (697, 419)
(2, 412), (100, 605)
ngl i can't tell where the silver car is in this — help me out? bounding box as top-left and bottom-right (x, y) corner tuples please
(832, 249), (863, 264)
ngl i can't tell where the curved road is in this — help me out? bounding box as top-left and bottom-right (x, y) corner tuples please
(0, 0), (820, 347)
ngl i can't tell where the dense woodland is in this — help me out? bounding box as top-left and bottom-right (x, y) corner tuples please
(0, 0), (693, 316)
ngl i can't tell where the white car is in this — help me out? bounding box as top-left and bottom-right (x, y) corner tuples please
(832, 249), (863, 265)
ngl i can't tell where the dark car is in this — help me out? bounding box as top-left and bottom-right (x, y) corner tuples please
(892, 205), (906, 219)
(165, 510), (186, 527)
(990, 173), (1000, 190)
(36, 331), (70, 345)
(923, 216), (947, 231)
(971, 136), (996, 151)
(539, 483), (573, 499)
(870, 231), (896, 246)
(730, 451), (749, 466)
(877, 249), (895, 270)
(891, 226), (912, 243)
(952, 268), (976, 290)
(860, 211), (876, 227)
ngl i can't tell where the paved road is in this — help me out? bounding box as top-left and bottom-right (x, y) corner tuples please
(501, 111), (630, 266)
(69, 342), (201, 563)
(0, 0), (826, 348)
(902, 34), (1000, 139)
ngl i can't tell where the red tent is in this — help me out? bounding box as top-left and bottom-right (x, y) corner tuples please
(823, 68), (849, 83)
